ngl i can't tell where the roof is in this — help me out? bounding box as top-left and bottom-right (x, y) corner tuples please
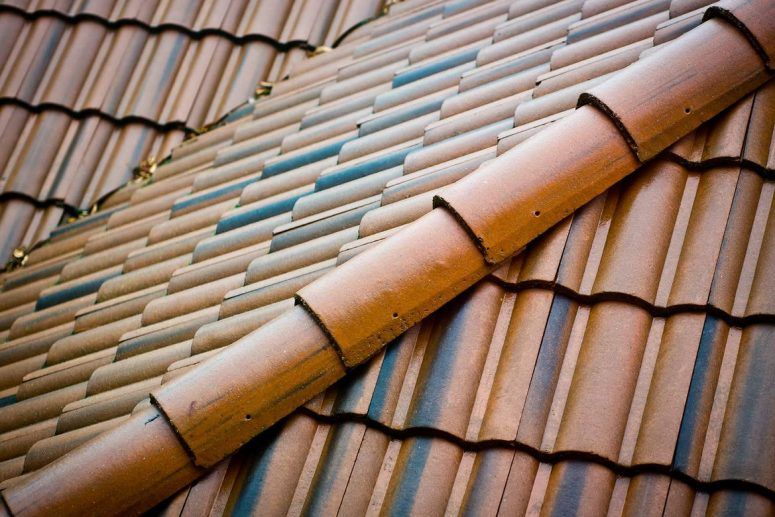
(0, 0), (382, 264)
(0, 0), (773, 514)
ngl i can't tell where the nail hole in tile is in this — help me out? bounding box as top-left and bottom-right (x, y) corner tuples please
(244, 414), (252, 421)
(684, 107), (691, 114)
(533, 210), (541, 217)
(392, 312), (398, 319)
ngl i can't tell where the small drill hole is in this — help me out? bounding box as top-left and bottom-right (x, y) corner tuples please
(533, 210), (541, 217)
(392, 312), (399, 319)
(684, 107), (691, 114)
(244, 414), (252, 421)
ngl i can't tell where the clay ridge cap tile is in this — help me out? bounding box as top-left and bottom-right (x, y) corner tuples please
(703, 0), (775, 71)
(579, 12), (771, 161)
(436, 15), (770, 264)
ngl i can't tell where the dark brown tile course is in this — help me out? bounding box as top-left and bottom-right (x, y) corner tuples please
(166, 242), (268, 294)
(245, 228), (357, 285)
(380, 148), (495, 205)
(122, 226), (213, 273)
(72, 285), (165, 333)
(516, 73), (612, 125)
(358, 189), (440, 238)
(86, 341), (190, 396)
(403, 120), (509, 174)
(147, 198), (237, 244)
(95, 255), (185, 302)
(479, 14), (580, 66)
(0, 277), (58, 314)
(56, 238), (146, 283)
(671, 0), (717, 17)
(86, 213), (168, 254)
(271, 197), (379, 252)
(7, 293), (94, 341)
(428, 91), (529, 145)
(0, 354), (45, 394)
(190, 299), (292, 356)
(193, 213), (291, 263)
(653, 7), (704, 45)
(15, 348), (115, 401)
(535, 38), (649, 97)
(498, 109), (573, 152)
(0, 457), (24, 486)
(0, 321), (73, 368)
(567, 0), (669, 44)
(520, 8), (591, 39)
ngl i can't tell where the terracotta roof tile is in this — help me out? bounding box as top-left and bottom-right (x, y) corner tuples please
(0, 0), (773, 513)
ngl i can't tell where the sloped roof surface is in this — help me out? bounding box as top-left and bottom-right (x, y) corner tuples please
(0, 0), (773, 514)
(0, 0), (382, 263)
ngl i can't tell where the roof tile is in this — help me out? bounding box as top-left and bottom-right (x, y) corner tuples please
(1, 0), (773, 513)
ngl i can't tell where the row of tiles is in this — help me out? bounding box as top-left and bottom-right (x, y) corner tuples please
(0, 0), (384, 263)
(153, 412), (775, 516)
(0, 0), (384, 128)
(1, 0), (383, 45)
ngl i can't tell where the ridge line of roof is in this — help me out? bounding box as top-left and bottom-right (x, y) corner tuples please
(1, 1), (772, 514)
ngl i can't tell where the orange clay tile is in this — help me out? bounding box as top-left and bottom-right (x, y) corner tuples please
(0, 1), (773, 514)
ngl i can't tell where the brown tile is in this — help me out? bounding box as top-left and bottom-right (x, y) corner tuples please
(0, 382), (86, 435)
(86, 341), (190, 396)
(2, 407), (200, 516)
(4, 296), (84, 345)
(96, 256), (186, 302)
(153, 306), (345, 467)
(16, 347), (115, 401)
(190, 299), (292, 355)
(46, 314), (141, 365)
(57, 376), (163, 434)
(581, 19), (768, 160)
(437, 106), (638, 264)
(299, 209), (491, 367)
(220, 260), (334, 319)
(23, 415), (129, 473)
(0, 418), (56, 464)
(712, 324), (775, 491)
